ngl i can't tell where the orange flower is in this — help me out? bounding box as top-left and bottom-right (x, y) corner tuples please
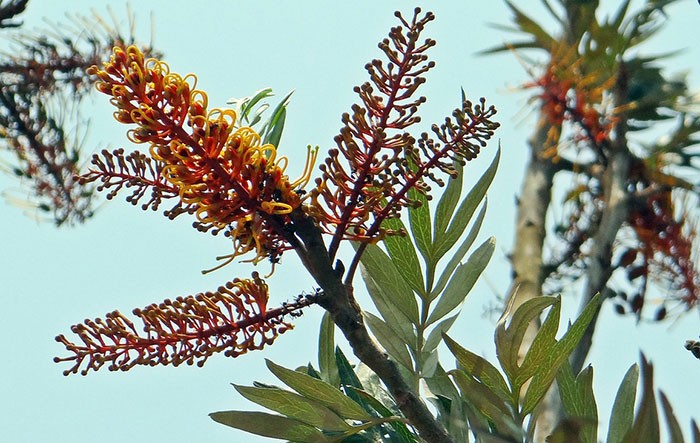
(88, 45), (315, 265)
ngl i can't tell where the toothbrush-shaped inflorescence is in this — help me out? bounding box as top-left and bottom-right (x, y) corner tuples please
(86, 45), (316, 266)
(55, 274), (315, 375)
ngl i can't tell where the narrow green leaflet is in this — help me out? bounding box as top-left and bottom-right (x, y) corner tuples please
(228, 87), (273, 125)
(516, 297), (562, 387)
(623, 355), (660, 443)
(335, 347), (364, 390)
(495, 295), (557, 381)
(210, 411), (332, 443)
(423, 314), (459, 354)
(451, 370), (521, 441)
(382, 216), (426, 298)
(351, 388), (418, 443)
(607, 364), (639, 443)
(364, 312), (414, 371)
(234, 385), (350, 432)
(426, 237), (494, 325)
(408, 185), (433, 265)
(265, 359), (371, 421)
(360, 266), (416, 345)
(431, 149), (499, 263)
(424, 364), (461, 403)
(358, 243), (419, 324)
(319, 312), (340, 387)
(521, 294), (602, 415)
(419, 351), (439, 378)
(430, 201), (487, 300)
(659, 391), (685, 443)
(443, 333), (510, 403)
(555, 364), (597, 443)
(433, 159), (463, 237)
(504, 0), (555, 49)
(261, 89), (293, 147)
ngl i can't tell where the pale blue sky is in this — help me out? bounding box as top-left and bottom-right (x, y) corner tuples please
(1, 1), (699, 442)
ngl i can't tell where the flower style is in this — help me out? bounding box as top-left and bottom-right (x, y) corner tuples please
(87, 45), (316, 265)
(55, 274), (313, 375)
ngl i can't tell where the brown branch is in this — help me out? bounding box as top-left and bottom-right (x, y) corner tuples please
(291, 208), (454, 443)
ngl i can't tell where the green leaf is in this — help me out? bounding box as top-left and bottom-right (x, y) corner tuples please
(319, 312), (340, 387)
(555, 364), (598, 443)
(434, 160), (463, 237)
(364, 312), (414, 371)
(358, 243), (419, 324)
(503, 0), (555, 49)
(521, 294), (602, 415)
(264, 107), (286, 147)
(360, 266), (416, 346)
(516, 296), (562, 387)
(495, 295), (557, 382)
(451, 370), (521, 440)
(659, 391), (684, 443)
(210, 411), (332, 443)
(333, 347), (382, 420)
(607, 364), (639, 443)
(427, 237), (494, 325)
(432, 149), (499, 262)
(443, 333), (510, 403)
(424, 364), (461, 401)
(423, 314), (459, 354)
(351, 389), (418, 443)
(692, 419), (700, 443)
(335, 347), (364, 390)
(623, 355), (659, 443)
(265, 359), (371, 421)
(234, 385), (350, 431)
(229, 88), (273, 121)
(431, 201), (487, 300)
(408, 185), (433, 265)
(261, 90), (294, 147)
(382, 216), (426, 298)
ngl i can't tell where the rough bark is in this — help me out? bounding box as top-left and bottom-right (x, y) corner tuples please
(291, 209), (455, 443)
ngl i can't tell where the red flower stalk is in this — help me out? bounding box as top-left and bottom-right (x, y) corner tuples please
(86, 45), (316, 265)
(308, 8), (499, 261)
(55, 274), (314, 375)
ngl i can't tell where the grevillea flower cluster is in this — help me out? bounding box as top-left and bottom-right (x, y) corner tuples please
(526, 47), (617, 156)
(87, 45), (316, 265)
(56, 9), (499, 377)
(624, 192), (700, 317)
(308, 9), (499, 260)
(55, 275), (313, 375)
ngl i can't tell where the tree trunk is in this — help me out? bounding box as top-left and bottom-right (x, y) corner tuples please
(506, 114), (560, 439)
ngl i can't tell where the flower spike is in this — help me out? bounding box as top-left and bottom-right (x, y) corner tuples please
(307, 8), (499, 262)
(55, 274), (315, 375)
(86, 45), (316, 265)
